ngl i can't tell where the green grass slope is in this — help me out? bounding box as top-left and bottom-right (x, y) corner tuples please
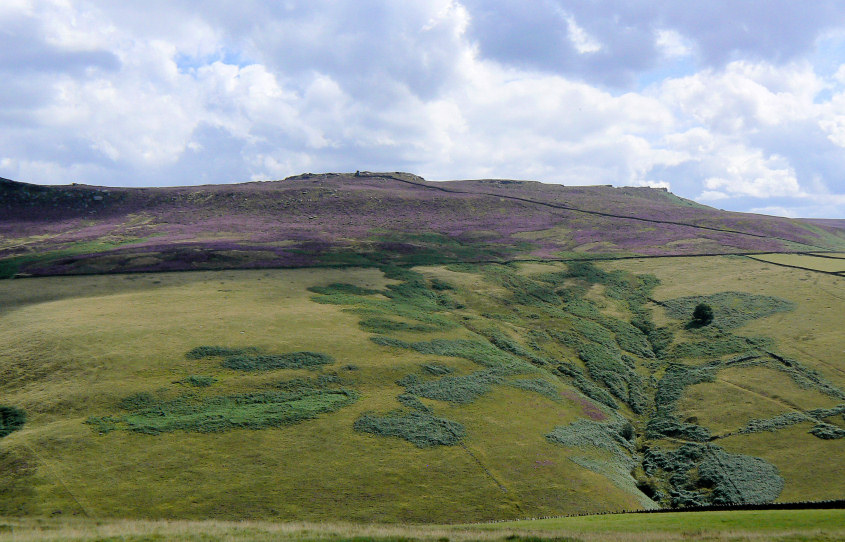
(0, 256), (842, 522)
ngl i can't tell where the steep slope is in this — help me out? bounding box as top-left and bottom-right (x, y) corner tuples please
(3, 172), (844, 279)
(0, 256), (842, 521)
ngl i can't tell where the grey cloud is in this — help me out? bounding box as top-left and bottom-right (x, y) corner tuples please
(0, 12), (119, 75)
(462, 0), (845, 87)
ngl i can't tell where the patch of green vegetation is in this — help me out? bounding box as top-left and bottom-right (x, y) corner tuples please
(642, 444), (784, 507)
(421, 364), (453, 376)
(663, 291), (795, 330)
(185, 345), (259, 359)
(481, 328), (547, 366)
(546, 418), (635, 457)
(370, 336), (412, 350)
(353, 411), (465, 448)
(508, 378), (561, 401)
(554, 362), (619, 409)
(631, 314), (674, 356)
(359, 316), (439, 333)
(810, 422), (845, 439)
(222, 351), (334, 371)
(87, 386), (358, 435)
(546, 261), (659, 311)
(647, 363), (717, 441)
(600, 318), (654, 359)
(398, 371), (503, 405)
(180, 375), (217, 387)
(740, 411), (812, 434)
(546, 418), (652, 506)
(308, 273), (460, 332)
(667, 333), (772, 359)
(0, 238), (149, 279)
(374, 337), (532, 374)
(577, 342), (647, 414)
(771, 357), (845, 400)
(0, 406), (26, 438)
(739, 404), (845, 439)
(396, 393), (429, 412)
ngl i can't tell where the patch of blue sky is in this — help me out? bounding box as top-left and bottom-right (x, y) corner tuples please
(635, 57), (698, 91)
(810, 31), (845, 78)
(175, 47), (252, 73)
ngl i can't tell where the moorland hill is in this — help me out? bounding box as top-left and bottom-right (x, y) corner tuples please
(2, 172), (844, 278)
(0, 173), (843, 523)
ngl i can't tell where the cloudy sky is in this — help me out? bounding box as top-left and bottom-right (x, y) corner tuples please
(2, 1), (845, 218)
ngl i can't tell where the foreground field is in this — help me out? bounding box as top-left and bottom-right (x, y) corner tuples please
(1, 255), (843, 522)
(0, 509), (843, 541)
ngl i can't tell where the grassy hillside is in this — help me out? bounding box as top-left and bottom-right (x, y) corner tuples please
(3, 173), (845, 279)
(1, 254), (842, 522)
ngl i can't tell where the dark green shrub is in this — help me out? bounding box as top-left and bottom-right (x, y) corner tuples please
(222, 351), (334, 371)
(809, 422), (845, 439)
(0, 406), (26, 438)
(692, 303), (714, 326)
(353, 412), (465, 447)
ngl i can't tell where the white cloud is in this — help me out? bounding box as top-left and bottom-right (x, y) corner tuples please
(655, 29), (691, 58)
(633, 179), (671, 190)
(749, 206), (798, 218)
(701, 149), (801, 199)
(564, 14), (602, 54)
(0, 1), (843, 217)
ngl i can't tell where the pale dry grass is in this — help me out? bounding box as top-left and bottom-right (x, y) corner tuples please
(0, 516), (842, 542)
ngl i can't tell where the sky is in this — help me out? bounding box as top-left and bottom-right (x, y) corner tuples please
(2, 1), (845, 218)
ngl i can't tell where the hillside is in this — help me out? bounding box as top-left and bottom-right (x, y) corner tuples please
(0, 173), (843, 523)
(2, 172), (844, 279)
(0, 257), (843, 521)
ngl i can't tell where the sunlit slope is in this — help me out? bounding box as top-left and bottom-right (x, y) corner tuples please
(0, 268), (640, 521)
(0, 255), (842, 521)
